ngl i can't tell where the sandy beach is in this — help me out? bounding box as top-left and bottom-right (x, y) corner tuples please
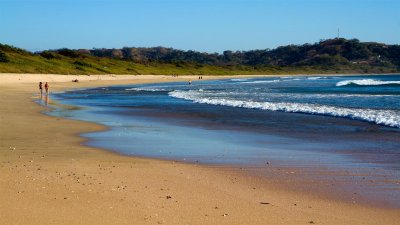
(1, 73), (399, 225)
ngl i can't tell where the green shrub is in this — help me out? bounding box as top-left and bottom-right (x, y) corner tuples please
(0, 44), (31, 55)
(0, 51), (9, 62)
(57, 49), (82, 58)
(73, 60), (92, 67)
(40, 51), (61, 60)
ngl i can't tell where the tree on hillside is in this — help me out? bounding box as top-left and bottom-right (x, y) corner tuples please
(0, 51), (9, 62)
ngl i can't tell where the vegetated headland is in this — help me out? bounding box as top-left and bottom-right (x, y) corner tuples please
(0, 38), (399, 75)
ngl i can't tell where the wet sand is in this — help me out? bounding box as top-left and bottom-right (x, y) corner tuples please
(1, 74), (399, 225)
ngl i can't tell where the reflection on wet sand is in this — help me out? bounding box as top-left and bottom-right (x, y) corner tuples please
(45, 94), (49, 105)
(39, 93), (50, 105)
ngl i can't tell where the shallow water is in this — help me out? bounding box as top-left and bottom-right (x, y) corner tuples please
(48, 74), (400, 206)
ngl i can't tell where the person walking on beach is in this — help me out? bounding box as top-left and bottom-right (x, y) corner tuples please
(39, 82), (43, 95)
(44, 82), (49, 95)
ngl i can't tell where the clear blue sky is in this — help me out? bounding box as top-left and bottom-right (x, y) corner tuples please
(1, 0), (399, 52)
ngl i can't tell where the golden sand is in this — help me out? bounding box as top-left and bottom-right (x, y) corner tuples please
(1, 74), (399, 225)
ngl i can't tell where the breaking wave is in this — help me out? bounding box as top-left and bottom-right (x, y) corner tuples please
(125, 87), (170, 92)
(307, 76), (328, 80)
(336, 79), (400, 87)
(169, 90), (400, 128)
(241, 80), (280, 84)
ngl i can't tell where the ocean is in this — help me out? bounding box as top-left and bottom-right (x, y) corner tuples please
(48, 74), (400, 206)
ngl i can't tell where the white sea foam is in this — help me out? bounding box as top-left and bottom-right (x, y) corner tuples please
(307, 76), (327, 80)
(231, 78), (249, 81)
(169, 90), (400, 128)
(279, 77), (302, 81)
(280, 78), (302, 82)
(125, 87), (169, 92)
(336, 79), (400, 87)
(241, 80), (280, 84)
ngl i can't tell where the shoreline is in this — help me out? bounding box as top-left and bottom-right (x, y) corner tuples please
(55, 81), (399, 209)
(1, 72), (399, 84)
(1, 74), (399, 224)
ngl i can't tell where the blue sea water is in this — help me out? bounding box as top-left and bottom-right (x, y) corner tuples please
(49, 75), (400, 167)
(47, 74), (400, 206)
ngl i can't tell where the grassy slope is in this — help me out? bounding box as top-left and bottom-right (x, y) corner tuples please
(0, 49), (396, 75)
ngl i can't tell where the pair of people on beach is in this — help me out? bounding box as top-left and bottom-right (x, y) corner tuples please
(39, 82), (49, 95)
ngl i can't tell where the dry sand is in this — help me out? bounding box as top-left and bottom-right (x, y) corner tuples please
(0, 74), (399, 225)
